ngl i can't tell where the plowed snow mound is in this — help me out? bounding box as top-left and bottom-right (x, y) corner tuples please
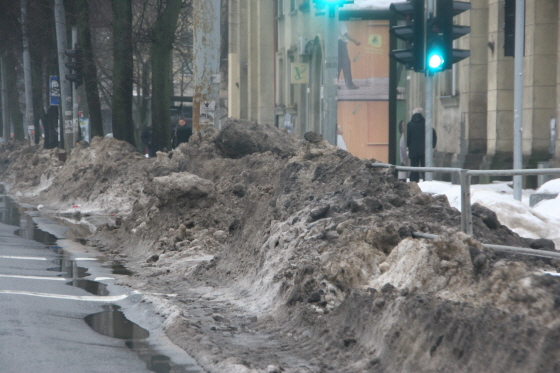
(0, 137), (149, 214)
(2, 118), (560, 373)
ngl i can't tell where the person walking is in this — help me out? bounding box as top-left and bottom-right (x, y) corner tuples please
(338, 21), (361, 90)
(171, 118), (192, 149)
(406, 108), (437, 183)
(141, 125), (156, 157)
(398, 120), (408, 181)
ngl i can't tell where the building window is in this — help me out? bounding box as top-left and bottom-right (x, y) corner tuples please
(290, 0), (297, 13)
(299, 0), (310, 12)
(277, 0), (284, 18)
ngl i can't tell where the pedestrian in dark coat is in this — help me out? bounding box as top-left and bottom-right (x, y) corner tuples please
(141, 125), (156, 157)
(171, 118), (192, 149)
(406, 108), (437, 182)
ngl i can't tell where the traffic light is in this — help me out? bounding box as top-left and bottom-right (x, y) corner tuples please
(65, 48), (84, 88)
(389, 0), (425, 73)
(425, 16), (445, 72)
(503, 0), (515, 56)
(426, 0), (470, 73)
(313, 0), (354, 17)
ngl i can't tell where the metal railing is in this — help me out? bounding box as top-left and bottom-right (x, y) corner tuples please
(371, 163), (560, 236)
(413, 232), (560, 260)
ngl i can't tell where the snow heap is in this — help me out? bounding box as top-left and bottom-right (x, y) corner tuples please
(1, 120), (560, 373)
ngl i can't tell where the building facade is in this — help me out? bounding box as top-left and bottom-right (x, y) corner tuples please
(227, 0), (560, 177)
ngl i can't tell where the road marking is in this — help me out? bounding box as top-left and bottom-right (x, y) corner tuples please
(132, 290), (178, 297)
(0, 274), (66, 281)
(0, 290), (128, 301)
(0, 255), (48, 261)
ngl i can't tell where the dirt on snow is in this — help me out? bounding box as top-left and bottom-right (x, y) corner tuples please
(1, 119), (560, 373)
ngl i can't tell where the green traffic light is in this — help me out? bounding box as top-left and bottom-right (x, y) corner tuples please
(428, 53), (444, 70)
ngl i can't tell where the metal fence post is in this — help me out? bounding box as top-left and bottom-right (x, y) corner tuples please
(460, 169), (473, 235)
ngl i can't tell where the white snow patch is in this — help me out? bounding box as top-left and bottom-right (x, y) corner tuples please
(419, 181), (560, 249)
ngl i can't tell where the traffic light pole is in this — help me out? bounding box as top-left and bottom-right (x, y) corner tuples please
(424, 0), (434, 181)
(323, 6), (338, 146)
(54, 0), (73, 153)
(1, 56), (9, 141)
(193, 0), (221, 133)
(72, 27), (79, 146)
(512, 0), (525, 201)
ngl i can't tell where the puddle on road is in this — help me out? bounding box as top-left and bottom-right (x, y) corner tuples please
(66, 279), (108, 295)
(85, 304), (150, 339)
(86, 305), (198, 373)
(0, 195), (58, 245)
(47, 258), (90, 278)
(1, 194), (202, 373)
(107, 260), (134, 276)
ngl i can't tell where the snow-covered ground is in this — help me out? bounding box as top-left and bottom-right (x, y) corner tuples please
(419, 178), (560, 250)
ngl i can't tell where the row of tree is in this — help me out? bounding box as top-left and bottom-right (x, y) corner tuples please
(0, 0), (193, 152)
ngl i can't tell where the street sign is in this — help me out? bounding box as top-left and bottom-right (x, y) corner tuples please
(50, 76), (60, 106)
(291, 63), (309, 84)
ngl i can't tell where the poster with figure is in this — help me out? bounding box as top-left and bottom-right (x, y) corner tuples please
(201, 101), (215, 127)
(337, 20), (389, 101)
(337, 19), (390, 163)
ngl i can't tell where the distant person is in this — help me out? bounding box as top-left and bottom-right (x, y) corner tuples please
(398, 120), (408, 181)
(141, 125), (156, 157)
(406, 108), (437, 183)
(337, 125), (347, 150)
(338, 21), (361, 90)
(172, 118), (192, 149)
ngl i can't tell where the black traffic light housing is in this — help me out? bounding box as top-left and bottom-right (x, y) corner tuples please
(503, 0), (515, 56)
(429, 0), (470, 72)
(65, 47), (84, 88)
(389, 0), (425, 73)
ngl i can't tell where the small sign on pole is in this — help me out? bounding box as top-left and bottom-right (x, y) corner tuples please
(50, 76), (60, 106)
(291, 63), (309, 84)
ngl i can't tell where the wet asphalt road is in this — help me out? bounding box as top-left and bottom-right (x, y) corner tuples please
(0, 195), (203, 373)
(0, 221), (157, 373)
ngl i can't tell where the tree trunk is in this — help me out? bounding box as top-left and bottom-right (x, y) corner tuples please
(151, 0), (182, 152)
(21, 0), (34, 142)
(111, 0), (135, 146)
(5, 53), (24, 140)
(30, 46), (46, 146)
(77, 0), (103, 138)
(133, 56), (151, 153)
(43, 4), (61, 149)
(0, 56), (9, 140)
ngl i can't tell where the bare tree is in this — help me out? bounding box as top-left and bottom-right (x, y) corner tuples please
(150, 0), (183, 152)
(75, 0), (104, 138)
(111, 0), (135, 145)
(0, 0), (24, 141)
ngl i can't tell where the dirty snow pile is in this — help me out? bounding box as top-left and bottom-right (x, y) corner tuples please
(0, 137), (149, 215)
(1, 120), (560, 373)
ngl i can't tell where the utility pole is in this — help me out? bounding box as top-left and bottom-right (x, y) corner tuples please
(54, 0), (72, 153)
(323, 6), (338, 145)
(193, 0), (221, 132)
(424, 0), (434, 181)
(513, 0), (525, 201)
(1, 56), (10, 141)
(71, 27), (79, 145)
(21, 0), (33, 142)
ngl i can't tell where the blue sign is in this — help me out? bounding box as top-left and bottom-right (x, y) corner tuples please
(50, 76), (60, 106)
